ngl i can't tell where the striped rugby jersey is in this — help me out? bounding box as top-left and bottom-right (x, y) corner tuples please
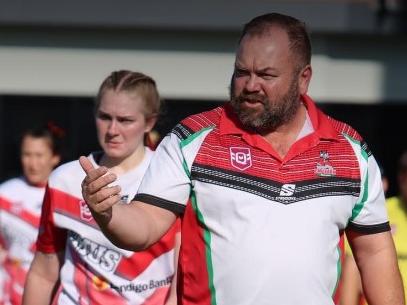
(0, 177), (45, 304)
(135, 95), (389, 305)
(37, 149), (179, 305)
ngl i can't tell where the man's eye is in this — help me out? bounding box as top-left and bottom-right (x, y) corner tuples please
(98, 114), (110, 120)
(258, 73), (275, 80)
(234, 69), (248, 77)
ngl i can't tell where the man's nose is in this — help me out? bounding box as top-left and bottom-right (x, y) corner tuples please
(244, 74), (261, 92)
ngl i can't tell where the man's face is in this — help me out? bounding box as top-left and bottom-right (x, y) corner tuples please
(230, 28), (310, 133)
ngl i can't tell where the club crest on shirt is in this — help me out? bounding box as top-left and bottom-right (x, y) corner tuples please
(79, 200), (93, 221)
(315, 150), (336, 177)
(230, 147), (252, 171)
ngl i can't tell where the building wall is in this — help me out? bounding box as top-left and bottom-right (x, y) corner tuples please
(0, 30), (406, 103)
(0, 1), (406, 193)
(0, 0), (406, 103)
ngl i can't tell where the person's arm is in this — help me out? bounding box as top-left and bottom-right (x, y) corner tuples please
(348, 230), (404, 305)
(79, 156), (177, 251)
(23, 251), (63, 305)
(340, 253), (364, 305)
(164, 231), (181, 305)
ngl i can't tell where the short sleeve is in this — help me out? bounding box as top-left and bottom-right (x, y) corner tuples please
(36, 184), (67, 253)
(347, 141), (390, 234)
(134, 133), (191, 214)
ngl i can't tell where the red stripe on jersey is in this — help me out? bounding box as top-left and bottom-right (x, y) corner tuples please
(3, 260), (27, 304)
(71, 249), (127, 305)
(179, 107), (222, 134)
(178, 203), (212, 305)
(194, 130), (360, 184)
(115, 220), (180, 280)
(37, 186), (67, 253)
(48, 187), (100, 228)
(0, 197), (40, 228)
(72, 260), (85, 305)
(141, 286), (170, 305)
(180, 98), (361, 184)
(328, 117), (362, 142)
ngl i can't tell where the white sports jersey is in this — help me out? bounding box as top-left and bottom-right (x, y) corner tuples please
(135, 96), (389, 305)
(0, 177), (46, 304)
(37, 149), (179, 305)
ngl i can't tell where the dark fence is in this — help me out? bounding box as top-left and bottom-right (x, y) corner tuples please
(0, 95), (405, 197)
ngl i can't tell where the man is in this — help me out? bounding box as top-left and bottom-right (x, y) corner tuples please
(80, 13), (404, 305)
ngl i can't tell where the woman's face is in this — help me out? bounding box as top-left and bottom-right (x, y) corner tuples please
(95, 90), (155, 159)
(21, 135), (59, 185)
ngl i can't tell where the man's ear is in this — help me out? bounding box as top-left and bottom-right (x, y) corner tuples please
(298, 65), (312, 95)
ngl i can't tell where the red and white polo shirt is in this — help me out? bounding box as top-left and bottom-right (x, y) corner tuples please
(135, 95), (389, 305)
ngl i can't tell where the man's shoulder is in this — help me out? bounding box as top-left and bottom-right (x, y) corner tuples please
(180, 105), (224, 130)
(305, 95), (364, 143)
(323, 114), (374, 159)
(326, 115), (363, 142)
(172, 105), (224, 140)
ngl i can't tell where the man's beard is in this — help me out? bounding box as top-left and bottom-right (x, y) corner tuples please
(230, 77), (301, 134)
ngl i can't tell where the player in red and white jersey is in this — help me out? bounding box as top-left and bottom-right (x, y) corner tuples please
(0, 125), (62, 305)
(23, 70), (180, 305)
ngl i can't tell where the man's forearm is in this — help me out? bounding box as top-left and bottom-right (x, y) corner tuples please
(95, 200), (177, 251)
(355, 236), (405, 305)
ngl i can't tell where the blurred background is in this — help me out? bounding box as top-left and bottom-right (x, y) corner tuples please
(0, 0), (406, 196)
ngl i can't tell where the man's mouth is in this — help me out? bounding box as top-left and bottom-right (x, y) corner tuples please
(243, 99), (263, 104)
(238, 94), (265, 105)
